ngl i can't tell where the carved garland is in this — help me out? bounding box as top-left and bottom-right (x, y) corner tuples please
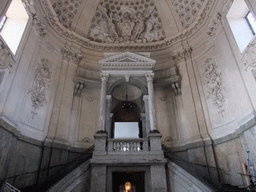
(40, 0), (213, 51)
(203, 58), (225, 110)
(28, 58), (52, 109)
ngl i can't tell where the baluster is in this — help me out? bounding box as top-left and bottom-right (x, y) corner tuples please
(124, 141), (127, 151)
(117, 141), (120, 151)
(134, 141), (137, 151)
(113, 141), (116, 151)
(137, 142), (140, 151)
(120, 141), (123, 151)
(130, 141), (134, 151)
(127, 141), (130, 151)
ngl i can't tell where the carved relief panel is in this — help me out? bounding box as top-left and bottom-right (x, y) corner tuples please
(198, 56), (235, 129)
(20, 57), (54, 133)
(88, 0), (165, 43)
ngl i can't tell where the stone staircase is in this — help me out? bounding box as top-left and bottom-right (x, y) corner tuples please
(222, 184), (244, 192)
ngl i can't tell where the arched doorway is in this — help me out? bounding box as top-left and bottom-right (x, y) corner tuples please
(111, 101), (142, 139)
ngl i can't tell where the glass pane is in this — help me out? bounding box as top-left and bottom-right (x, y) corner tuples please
(0, 16), (7, 31)
(114, 122), (139, 138)
(247, 12), (256, 35)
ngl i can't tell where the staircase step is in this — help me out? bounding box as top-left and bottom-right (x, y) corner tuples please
(222, 184), (244, 192)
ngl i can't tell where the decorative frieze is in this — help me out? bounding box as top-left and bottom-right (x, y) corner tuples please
(61, 47), (83, 64)
(28, 58), (52, 109)
(203, 58), (225, 110)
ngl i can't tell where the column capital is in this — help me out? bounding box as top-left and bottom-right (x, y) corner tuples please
(145, 73), (154, 81)
(100, 73), (109, 81)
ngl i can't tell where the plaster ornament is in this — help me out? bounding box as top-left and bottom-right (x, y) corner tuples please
(88, 3), (165, 43)
(203, 58), (225, 109)
(74, 80), (85, 96)
(28, 59), (52, 109)
(0, 41), (13, 69)
(32, 14), (48, 37)
(171, 82), (181, 96)
(243, 41), (256, 70)
(41, 0), (213, 51)
(61, 47), (83, 64)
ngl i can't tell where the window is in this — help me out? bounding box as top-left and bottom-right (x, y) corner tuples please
(227, 0), (256, 52)
(0, 0), (29, 54)
(0, 16), (7, 32)
(246, 12), (256, 35)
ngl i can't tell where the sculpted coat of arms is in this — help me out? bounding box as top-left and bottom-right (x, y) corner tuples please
(88, 3), (165, 43)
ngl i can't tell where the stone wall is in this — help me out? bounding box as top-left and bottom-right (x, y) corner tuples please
(0, 124), (91, 189)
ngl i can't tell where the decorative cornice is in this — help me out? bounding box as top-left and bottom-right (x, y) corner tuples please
(40, 0), (213, 51)
(61, 47), (83, 64)
(172, 47), (193, 62)
(100, 52), (155, 70)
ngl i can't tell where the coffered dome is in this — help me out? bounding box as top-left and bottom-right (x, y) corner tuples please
(42, 0), (214, 51)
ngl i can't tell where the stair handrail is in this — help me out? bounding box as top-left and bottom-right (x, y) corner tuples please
(163, 144), (226, 192)
(0, 145), (94, 191)
(0, 182), (21, 192)
(241, 180), (256, 192)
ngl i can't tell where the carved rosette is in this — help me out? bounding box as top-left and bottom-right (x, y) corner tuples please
(28, 59), (52, 109)
(203, 58), (225, 109)
(88, 1), (165, 43)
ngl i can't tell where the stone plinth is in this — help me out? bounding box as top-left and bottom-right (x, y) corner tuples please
(93, 131), (107, 157)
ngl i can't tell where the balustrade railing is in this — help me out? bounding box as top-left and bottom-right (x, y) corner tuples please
(108, 138), (148, 152)
(0, 182), (20, 192)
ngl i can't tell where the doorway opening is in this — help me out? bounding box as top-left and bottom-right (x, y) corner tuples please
(112, 172), (145, 192)
(111, 101), (142, 138)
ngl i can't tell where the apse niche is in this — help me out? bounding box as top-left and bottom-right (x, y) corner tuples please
(111, 82), (144, 139)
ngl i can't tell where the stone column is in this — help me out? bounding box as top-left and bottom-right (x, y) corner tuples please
(105, 95), (112, 138)
(99, 73), (109, 132)
(145, 73), (157, 131)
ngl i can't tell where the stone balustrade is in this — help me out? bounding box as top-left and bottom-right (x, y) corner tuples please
(108, 138), (149, 152)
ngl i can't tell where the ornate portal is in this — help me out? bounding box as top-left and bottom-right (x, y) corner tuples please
(88, 1), (165, 43)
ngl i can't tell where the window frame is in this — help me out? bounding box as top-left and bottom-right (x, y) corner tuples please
(246, 11), (256, 35)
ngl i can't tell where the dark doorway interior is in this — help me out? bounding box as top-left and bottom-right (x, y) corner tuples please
(112, 172), (145, 192)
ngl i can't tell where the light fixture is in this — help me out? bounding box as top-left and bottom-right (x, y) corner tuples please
(125, 182), (132, 191)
